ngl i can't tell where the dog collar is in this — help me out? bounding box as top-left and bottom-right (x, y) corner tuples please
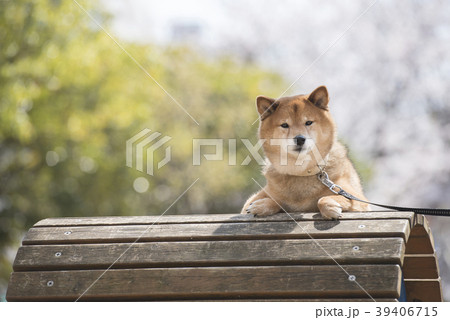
(295, 154), (329, 176)
(295, 166), (323, 176)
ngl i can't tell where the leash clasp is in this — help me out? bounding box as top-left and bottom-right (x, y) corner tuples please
(317, 170), (343, 195)
(328, 184), (344, 195)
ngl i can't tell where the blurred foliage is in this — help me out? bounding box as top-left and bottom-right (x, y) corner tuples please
(0, 0), (286, 293)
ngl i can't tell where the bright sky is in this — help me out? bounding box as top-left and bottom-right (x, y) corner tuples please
(102, 0), (229, 46)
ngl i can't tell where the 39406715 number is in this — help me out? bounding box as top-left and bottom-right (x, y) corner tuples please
(375, 306), (438, 317)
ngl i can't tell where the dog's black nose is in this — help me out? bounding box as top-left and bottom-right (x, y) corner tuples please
(294, 135), (306, 146)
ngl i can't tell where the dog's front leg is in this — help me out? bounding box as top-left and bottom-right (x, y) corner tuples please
(317, 195), (348, 220)
(318, 192), (370, 219)
(317, 180), (371, 219)
(241, 190), (281, 216)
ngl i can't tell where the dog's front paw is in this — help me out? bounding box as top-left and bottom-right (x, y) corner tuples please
(245, 198), (279, 217)
(318, 197), (343, 220)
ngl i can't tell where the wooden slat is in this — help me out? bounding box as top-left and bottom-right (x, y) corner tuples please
(404, 279), (443, 302)
(403, 215), (442, 302)
(189, 298), (398, 301)
(22, 220), (411, 245)
(13, 238), (405, 271)
(195, 299), (398, 302)
(405, 215), (435, 254)
(403, 254), (439, 279)
(33, 211), (415, 227)
(6, 265), (401, 301)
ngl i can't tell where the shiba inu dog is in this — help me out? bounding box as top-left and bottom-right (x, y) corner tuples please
(241, 86), (369, 219)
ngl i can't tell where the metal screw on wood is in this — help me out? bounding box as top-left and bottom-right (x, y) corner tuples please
(64, 231), (72, 235)
(55, 252), (62, 257)
(348, 275), (356, 282)
(47, 280), (54, 287)
(358, 224), (365, 229)
(353, 246), (360, 251)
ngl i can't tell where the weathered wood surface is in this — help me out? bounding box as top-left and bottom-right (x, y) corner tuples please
(405, 215), (434, 254)
(403, 254), (439, 279)
(404, 280), (443, 302)
(13, 238), (405, 271)
(402, 215), (442, 301)
(23, 220), (411, 245)
(7, 265), (401, 301)
(192, 298), (399, 302)
(33, 212), (415, 227)
(7, 212), (442, 301)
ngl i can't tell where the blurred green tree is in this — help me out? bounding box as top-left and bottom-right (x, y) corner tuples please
(0, 0), (286, 295)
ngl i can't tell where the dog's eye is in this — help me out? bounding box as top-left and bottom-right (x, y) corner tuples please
(305, 121), (313, 126)
(280, 123), (289, 128)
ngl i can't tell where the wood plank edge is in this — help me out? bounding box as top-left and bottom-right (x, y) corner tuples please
(21, 231), (410, 245)
(12, 257), (404, 272)
(33, 212), (415, 227)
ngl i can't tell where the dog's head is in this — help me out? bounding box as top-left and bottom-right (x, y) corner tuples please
(257, 86), (336, 176)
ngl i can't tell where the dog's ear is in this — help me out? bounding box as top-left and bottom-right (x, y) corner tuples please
(256, 96), (278, 120)
(307, 86), (329, 110)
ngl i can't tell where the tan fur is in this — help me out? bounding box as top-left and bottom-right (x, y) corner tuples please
(241, 86), (370, 219)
